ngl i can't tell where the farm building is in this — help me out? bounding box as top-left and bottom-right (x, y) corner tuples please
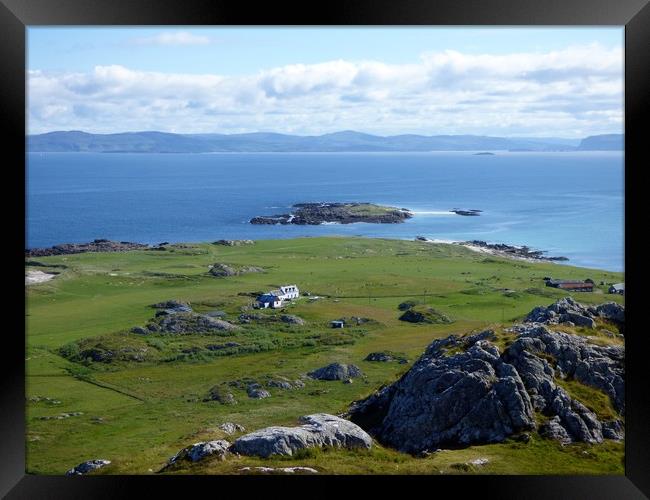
(544, 278), (594, 292)
(330, 320), (345, 329)
(256, 284), (300, 309)
(609, 283), (625, 295)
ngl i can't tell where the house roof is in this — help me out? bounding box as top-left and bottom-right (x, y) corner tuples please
(258, 294), (280, 302)
(557, 282), (593, 289)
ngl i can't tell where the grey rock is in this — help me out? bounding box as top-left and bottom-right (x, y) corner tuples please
(156, 312), (240, 334)
(151, 300), (192, 313)
(308, 363), (363, 381)
(280, 314), (306, 326)
(168, 439), (230, 464)
(349, 332), (535, 453)
(596, 303), (625, 332)
(602, 420), (625, 441)
(505, 325), (624, 415)
(364, 352), (395, 362)
(248, 387), (271, 399)
(210, 262), (264, 277)
(66, 459), (111, 476)
(218, 422), (246, 435)
(539, 416), (572, 444)
(130, 326), (149, 335)
(238, 466), (318, 474)
(204, 386), (237, 405)
(231, 413), (372, 458)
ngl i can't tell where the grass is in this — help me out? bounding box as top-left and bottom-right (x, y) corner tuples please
(25, 236), (625, 475)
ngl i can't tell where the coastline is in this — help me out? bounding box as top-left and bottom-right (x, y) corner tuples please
(25, 234), (622, 273)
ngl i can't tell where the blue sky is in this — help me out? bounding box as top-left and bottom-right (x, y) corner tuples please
(27, 27), (624, 137)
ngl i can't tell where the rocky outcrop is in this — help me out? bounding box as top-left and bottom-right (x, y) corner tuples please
(308, 363), (362, 381)
(399, 306), (452, 324)
(250, 203), (412, 225)
(212, 240), (255, 246)
(204, 386), (237, 405)
(503, 325), (625, 415)
(27, 239), (148, 257)
(459, 240), (569, 262)
(231, 414), (372, 458)
(364, 352), (408, 364)
(151, 300), (192, 313)
(238, 466), (318, 474)
(218, 422), (245, 435)
(167, 440), (231, 465)
(66, 459), (111, 476)
(247, 385), (271, 399)
(209, 263), (264, 277)
(348, 332), (535, 453)
(154, 312), (240, 335)
(524, 297), (624, 332)
(280, 314), (306, 325)
(348, 320), (624, 452)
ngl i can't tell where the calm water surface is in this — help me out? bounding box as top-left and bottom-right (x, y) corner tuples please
(26, 151), (624, 271)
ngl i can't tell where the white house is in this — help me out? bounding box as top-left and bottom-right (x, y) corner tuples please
(608, 283), (624, 295)
(256, 285), (300, 309)
(278, 285), (299, 300)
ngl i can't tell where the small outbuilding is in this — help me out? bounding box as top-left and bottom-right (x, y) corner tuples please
(609, 283), (624, 295)
(330, 320), (345, 329)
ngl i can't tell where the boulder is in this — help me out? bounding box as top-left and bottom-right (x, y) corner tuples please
(231, 414), (372, 458)
(204, 386), (237, 405)
(248, 387), (271, 399)
(596, 303), (625, 332)
(168, 439), (230, 464)
(280, 314), (306, 326)
(66, 459), (111, 476)
(308, 363), (363, 381)
(218, 422), (246, 435)
(365, 352), (393, 362)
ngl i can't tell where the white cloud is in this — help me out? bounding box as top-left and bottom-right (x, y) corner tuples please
(130, 31), (211, 46)
(27, 43), (623, 137)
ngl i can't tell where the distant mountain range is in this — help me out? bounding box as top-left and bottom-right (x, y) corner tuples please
(26, 131), (624, 153)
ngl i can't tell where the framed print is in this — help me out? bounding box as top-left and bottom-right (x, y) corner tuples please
(3, 0), (649, 497)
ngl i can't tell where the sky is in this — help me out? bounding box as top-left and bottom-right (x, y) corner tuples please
(27, 27), (624, 138)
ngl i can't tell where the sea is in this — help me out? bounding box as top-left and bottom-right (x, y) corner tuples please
(26, 151), (625, 272)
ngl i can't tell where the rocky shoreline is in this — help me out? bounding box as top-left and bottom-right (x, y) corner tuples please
(459, 240), (569, 262)
(250, 202), (413, 225)
(26, 239), (150, 257)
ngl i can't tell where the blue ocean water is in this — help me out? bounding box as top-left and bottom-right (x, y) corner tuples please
(26, 151), (624, 271)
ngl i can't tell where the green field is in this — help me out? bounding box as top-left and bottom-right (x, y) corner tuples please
(25, 237), (625, 475)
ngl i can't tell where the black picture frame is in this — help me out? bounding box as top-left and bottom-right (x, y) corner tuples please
(3, 0), (648, 497)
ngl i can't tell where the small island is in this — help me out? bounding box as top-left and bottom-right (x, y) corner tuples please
(451, 208), (482, 216)
(473, 152), (495, 155)
(250, 203), (413, 225)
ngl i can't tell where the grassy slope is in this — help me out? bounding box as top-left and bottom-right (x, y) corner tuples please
(25, 237), (625, 475)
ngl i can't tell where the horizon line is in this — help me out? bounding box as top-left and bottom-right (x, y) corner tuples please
(27, 129), (624, 140)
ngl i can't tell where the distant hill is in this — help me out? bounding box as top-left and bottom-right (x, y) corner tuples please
(577, 134), (624, 151)
(27, 130), (623, 153)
